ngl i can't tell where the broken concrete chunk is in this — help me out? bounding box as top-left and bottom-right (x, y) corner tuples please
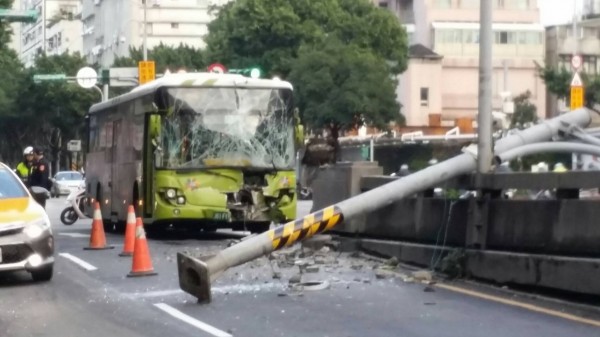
(306, 266), (319, 273)
(288, 274), (302, 284)
(412, 270), (433, 282)
(384, 256), (399, 267)
(302, 235), (333, 251)
(375, 269), (395, 279)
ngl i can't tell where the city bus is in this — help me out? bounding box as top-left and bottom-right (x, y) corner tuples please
(84, 72), (303, 235)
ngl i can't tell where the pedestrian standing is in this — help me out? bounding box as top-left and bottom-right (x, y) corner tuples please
(28, 148), (51, 208)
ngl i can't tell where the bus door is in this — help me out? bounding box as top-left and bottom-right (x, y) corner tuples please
(109, 119), (122, 222)
(142, 113), (160, 218)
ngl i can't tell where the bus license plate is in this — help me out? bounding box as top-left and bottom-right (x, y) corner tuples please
(213, 212), (229, 221)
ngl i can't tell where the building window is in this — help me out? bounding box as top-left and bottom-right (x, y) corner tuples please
(434, 0), (451, 9)
(378, 1), (388, 8)
(515, 0), (529, 9)
(420, 88), (429, 107)
(171, 23), (179, 29)
(436, 29), (462, 44)
(495, 31), (515, 44)
(463, 30), (479, 44)
(495, 0), (505, 9)
(459, 0), (479, 8)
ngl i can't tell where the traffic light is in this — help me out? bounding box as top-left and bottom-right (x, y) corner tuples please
(228, 67), (262, 79)
(138, 61), (156, 85)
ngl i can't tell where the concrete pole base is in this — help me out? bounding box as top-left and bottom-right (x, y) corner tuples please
(177, 252), (212, 304)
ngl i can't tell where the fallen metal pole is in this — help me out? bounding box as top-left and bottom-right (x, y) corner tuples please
(177, 108), (593, 303)
(495, 142), (600, 163)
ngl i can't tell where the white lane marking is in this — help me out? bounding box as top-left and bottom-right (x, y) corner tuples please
(125, 282), (286, 299)
(59, 253), (98, 271)
(59, 233), (89, 238)
(154, 303), (232, 337)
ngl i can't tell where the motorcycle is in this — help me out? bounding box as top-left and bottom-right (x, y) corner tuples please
(60, 183), (88, 225)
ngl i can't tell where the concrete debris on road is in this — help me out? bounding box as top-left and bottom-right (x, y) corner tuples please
(412, 270), (433, 282)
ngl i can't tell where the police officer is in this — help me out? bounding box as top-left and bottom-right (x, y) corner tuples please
(15, 146), (34, 185)
(29, 147), (51, 208)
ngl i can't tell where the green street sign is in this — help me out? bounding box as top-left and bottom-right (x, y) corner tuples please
(33, 74), (67, 83)
(228, 67), (262, 79)
(0, 9), (38, 23)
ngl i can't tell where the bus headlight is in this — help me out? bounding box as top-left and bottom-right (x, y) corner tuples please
(166, 188), (177, 199)
(176, 196), (186, 205)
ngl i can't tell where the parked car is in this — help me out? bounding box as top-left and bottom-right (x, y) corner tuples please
(0, 162), (54, 281)
(50, 171), (84, 198)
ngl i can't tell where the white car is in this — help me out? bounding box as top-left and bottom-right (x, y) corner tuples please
(50, 171), (84, 198)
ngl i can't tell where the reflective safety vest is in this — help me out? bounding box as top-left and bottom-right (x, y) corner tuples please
(16, 162), (29, 179)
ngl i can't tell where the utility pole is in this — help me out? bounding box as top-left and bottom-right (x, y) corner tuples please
(477, 0), (493, 173)
(142, 0), (148, 61)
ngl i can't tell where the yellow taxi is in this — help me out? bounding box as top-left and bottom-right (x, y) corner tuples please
(0, 162), (54, 281)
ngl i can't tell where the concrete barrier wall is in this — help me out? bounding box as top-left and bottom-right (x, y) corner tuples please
(488, 200), (600, 256)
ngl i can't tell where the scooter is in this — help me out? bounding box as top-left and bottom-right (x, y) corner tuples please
(60, 184), (88, 225)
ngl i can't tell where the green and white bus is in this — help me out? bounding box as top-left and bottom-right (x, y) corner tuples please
(84, 72), (303, 235)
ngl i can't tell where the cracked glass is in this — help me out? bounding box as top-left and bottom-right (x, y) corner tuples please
(158, 87), (295, 170)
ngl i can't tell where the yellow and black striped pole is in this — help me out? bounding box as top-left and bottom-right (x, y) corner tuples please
(269, 205), (343, 251)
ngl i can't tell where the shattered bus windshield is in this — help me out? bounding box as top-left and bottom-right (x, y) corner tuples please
(160, 87), (295, 170)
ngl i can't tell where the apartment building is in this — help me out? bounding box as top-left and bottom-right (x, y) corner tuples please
(18, 0), (83, 67)
(81, 0), (229, 68)
(374, 0), (546, 129)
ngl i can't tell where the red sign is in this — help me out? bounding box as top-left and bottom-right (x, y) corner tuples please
(207, 63), (227, 74)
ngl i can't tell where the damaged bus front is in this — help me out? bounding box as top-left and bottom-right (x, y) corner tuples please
(152, 77), (302, 233)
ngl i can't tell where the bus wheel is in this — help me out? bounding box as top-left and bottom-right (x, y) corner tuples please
(103, 221), (114, 233)
(247, 222), (271, 234)
(114, 221), (126, 234)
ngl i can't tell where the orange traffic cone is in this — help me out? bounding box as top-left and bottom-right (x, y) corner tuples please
(127, 217), (157, 277)
(119, 205), (136, 257)
(84, 202), (114, 250)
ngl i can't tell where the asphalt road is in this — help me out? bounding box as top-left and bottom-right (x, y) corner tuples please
(0, 198), (599, 336)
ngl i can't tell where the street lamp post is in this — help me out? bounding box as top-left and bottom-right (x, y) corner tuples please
(142, 0), (147, 61)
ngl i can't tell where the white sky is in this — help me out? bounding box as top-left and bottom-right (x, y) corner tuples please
(538, 0), (582, 26)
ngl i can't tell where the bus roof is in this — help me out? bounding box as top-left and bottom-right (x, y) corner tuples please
(89, 72), (294, 114)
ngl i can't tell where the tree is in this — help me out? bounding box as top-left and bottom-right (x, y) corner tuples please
(288, 37), (400, 160)
(510, 90), (538, 128)
(539, 66), (571, 101)
(0, 0), (28, 164)
(113, 43), (206, 73)
(205, 0), (408, 78)
(6, 53), (97, 170)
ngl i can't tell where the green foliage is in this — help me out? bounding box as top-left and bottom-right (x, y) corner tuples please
(510, 90), (538, 128)
(205, 0), (408, 77)
(539, 66), (571, 100)
(288, 37), (400, 134)
(113, 43), (206, 73)
(0, 52), (96, 166)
